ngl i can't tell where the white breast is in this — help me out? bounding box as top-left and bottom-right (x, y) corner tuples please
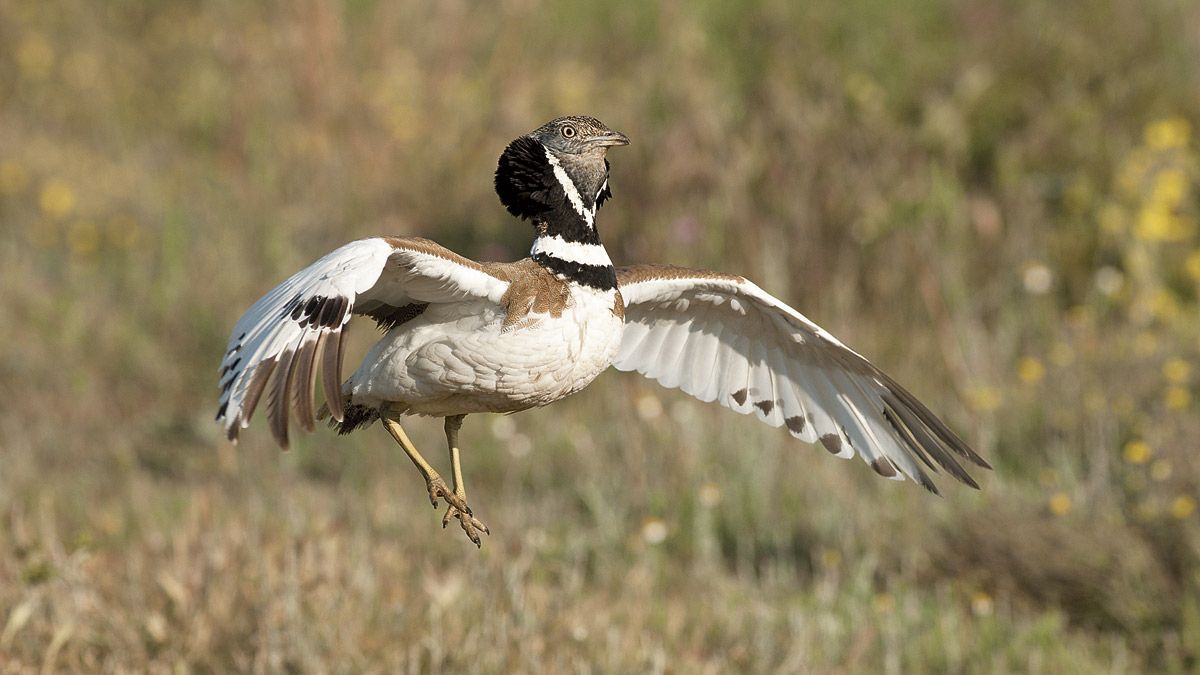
(347, 285), (624, 417)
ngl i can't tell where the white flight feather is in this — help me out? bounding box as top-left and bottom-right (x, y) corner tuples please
(217, 237), (511, 440)
(613, 272), (974, 485)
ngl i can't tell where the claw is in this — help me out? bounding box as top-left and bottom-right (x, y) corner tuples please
(443, 503), (489, 547)
(423, 474), (488, 546)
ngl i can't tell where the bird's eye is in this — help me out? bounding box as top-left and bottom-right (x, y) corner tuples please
(561, 125), (576, 138)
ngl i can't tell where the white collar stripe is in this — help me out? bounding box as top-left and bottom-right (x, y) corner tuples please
(531, 235), (612, 267)
(544, 149), (594, 228)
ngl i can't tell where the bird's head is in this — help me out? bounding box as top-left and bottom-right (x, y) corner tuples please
(494, 116), (629, 225)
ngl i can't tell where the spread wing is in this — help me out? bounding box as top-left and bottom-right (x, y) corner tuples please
(216, 237), (509, 447)
(614, 265), (989, 493)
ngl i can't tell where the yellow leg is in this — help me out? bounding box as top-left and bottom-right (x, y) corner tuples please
(379, 413), (441, 497)
(445, 415), (467, 503)
(440, 415), (490, 545)
(381, 416), (489, 547)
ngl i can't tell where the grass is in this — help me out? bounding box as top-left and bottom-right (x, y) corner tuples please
(2, 0), (1200, 671)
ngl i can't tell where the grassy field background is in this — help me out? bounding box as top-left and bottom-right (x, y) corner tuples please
(2, 0), (1200, 671)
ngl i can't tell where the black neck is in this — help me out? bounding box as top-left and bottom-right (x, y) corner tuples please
(539, 201), (598, 243)
(531, 188), (616, 290)
(495, 137), (616, 290)
(531, 208), (615, 290)
(531, 251), (617, 290)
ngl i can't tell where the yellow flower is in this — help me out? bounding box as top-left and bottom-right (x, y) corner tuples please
(1163, 358), (1191, 383)
(1017, 356), (1045, 384)
(1144, 117), (1192, 151)
(1171, 495), (1196, 519)
(1123, 440), (1152, 465)
(1152, 290), (1183, 322)
(1186, 250), (1200, 283)
(1135, 206), (1191, 242)
(971, 591), (994, 617)
(1049, 492), (1071, 515)
(0, 161), (30, 195)
(1150, 169), (1190, 209)
(39, 180), (76, 219)
(967, 385), (1003, 412)
(1165, 386), (1191, 410)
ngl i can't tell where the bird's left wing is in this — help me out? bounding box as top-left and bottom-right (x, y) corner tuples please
(217, 237), (510, 447)
(614, 265), (990, 493)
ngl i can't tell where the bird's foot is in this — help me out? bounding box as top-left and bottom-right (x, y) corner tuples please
(426, 475), (490, 547)
(442, 501), (490, 548)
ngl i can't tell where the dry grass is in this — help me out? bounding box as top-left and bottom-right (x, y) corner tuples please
(2, 0), (1200, 672)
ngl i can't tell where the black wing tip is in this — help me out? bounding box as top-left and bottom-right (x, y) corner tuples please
(919, 476), (943, 496)
(878, 392), (986, 492)
(912, 458), (979, 493)
(887, 385), (987, 467)
(956, 471), (981, 490)
(905, 460), (941, 495)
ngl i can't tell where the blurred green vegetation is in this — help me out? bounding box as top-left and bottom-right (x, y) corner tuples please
(2, 0), (1199, 671)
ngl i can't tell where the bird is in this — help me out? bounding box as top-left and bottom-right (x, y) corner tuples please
(216, 115), (990, 547)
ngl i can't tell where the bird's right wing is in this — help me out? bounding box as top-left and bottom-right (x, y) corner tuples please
(216, 237), (510, 447)
(614, 264), (988, 494)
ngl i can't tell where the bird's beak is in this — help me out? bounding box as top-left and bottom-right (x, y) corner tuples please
(588, 130), (630, 147)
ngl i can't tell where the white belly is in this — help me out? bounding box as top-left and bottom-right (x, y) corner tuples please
(347, 285), (624, 416)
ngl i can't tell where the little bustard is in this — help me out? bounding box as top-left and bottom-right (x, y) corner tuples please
(217, 116), (989, 546)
